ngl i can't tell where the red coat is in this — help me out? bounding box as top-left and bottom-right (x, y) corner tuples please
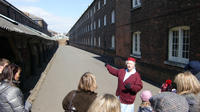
(106, 64), (143, 104)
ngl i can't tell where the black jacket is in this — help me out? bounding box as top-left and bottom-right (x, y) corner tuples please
(62, 90), (97, 112)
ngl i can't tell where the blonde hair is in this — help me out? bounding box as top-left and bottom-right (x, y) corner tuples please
(174, 71), (200, 95)
(87, 94), (121, 112)
(78, 72), (97, 92)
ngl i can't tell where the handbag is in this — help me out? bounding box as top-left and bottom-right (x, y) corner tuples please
(67, 91), (77, 112)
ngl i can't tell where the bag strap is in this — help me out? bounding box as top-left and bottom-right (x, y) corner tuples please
(68, 91), (76, 109)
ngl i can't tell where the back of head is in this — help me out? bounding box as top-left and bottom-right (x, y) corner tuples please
(87, 94), (121, 112)
(184, 61), (200, 75)
(78, 72), (97, 92)
(174, 71), (200, 95)
(0, 63), (20, 82)
(150, 92), (189, 112)
(0, 58), (10, 66)
(0, 58), (10, 73)
(140, 90), (152, 102)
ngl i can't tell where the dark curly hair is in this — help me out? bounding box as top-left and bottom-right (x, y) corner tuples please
(0, 63), (21, 83)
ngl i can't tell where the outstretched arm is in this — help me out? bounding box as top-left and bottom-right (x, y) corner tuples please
(105, 64), (119, 77)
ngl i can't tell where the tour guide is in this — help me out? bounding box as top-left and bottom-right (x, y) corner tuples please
(105, 57), (143, 112)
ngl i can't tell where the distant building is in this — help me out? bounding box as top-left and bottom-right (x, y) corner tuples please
(49, 29), (58, 37)
(52, 33), (68, 39)
(68, 0), (116, 56)
(24, 12), (51, 36)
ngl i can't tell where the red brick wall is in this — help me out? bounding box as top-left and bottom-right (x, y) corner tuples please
(114, 0), (131, 66)
(128, 0), (200, 84)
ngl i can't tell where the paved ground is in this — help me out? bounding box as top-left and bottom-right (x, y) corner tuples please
(31, 45), (160, 112)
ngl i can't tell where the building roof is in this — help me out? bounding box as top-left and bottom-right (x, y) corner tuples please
(24, 12), (43, 21)
(0, 14), (54, 40)
(0, 0), (38, 25)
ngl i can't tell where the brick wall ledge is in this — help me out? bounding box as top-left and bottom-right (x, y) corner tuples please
(164, 61), (186, 68)
(130, 54), (141, 59)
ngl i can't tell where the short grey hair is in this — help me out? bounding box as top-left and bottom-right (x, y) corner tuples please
(125, 60), (136, 65)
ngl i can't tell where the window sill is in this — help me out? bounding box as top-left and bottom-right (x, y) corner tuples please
(130, 54), (141, 59)
(110, 48), (115, 50)
(164, 61), (187, 68)
(131, 5), (141, 11)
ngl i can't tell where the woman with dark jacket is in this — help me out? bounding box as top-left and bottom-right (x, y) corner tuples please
(174, 71), (200, 112)
(0, 63), (31, 112)
(62, 72), (97, 112)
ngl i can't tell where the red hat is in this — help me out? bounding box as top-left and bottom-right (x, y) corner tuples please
(127, 57), (136, 62)
(165, 79), (172, 85)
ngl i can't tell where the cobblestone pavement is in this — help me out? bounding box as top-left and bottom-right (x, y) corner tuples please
(31, 45), (160, 112)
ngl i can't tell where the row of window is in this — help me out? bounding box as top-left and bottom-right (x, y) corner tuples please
(79, 35), (115, 49)
(78, 10), (115, 35)
(78, 0), (107, 25)
(84, 0), (139, 23)
(132, 26), (190, 64)
(74, 0), (140, 35)
(71, 0), (139, 35)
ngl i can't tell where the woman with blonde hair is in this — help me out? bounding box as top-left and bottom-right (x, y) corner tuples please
(62, 72), (97, 112)
(88, 93), (121, 112)
(174, 71), (200, 112)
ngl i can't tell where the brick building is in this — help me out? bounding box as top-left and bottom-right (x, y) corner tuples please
(68, 0), (200, 84)
(0, 0), (58, 97)
(24, 12), (51, 36)
(69, 0), (116, 56)
(0, 0), (50, 36)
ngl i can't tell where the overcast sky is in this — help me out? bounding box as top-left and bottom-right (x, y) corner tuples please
(6, 0), (93, 33)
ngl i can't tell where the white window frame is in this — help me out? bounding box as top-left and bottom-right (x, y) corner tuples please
(91, 37), (93, 46)
(111, 10), (115, 24)
(94, 21), (96, 29)
(111, 35), (115, 49)
(132, 0), (141, 8)
(98, 37), (101, 47)
(104, 15), (107, 26)
(94, 6), (96, 13)
(94, 37), (96, 46)
(98, 18), (101, 28)
(87, 12), (89, 19)
(132, 32), (141, 56)
(98, 1), (100, 10)
(91, 23), (93, 31)
(90, 10), (93, 17)
(168, 26), (190, 64)
(87, 38), (89, 45)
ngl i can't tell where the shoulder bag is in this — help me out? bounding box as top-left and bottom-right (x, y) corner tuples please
(67, 91), (77, 112)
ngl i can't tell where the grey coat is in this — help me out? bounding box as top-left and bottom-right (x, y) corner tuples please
(183, 93), (200, 112)
(0, 81), (28, 112)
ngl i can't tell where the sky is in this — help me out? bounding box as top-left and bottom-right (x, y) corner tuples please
(6, 0), (93, 33)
